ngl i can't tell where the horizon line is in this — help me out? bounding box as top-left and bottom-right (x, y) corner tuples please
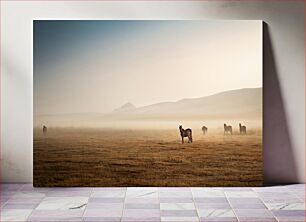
(34, 87), (262, 117)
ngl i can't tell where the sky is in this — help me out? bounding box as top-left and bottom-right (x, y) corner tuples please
(34, 20), (262, 115)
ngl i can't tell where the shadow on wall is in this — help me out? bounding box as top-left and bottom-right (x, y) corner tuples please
(263, 22), (298, 185)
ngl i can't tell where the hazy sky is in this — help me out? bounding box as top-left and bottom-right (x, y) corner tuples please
(34, 20), (262, 115)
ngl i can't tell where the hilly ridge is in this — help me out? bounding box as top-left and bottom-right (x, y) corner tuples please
(34, 87), (262, 127)
(102, 87), (262, 121)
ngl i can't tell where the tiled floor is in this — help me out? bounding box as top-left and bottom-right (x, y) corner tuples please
(0, 184), (304, 222)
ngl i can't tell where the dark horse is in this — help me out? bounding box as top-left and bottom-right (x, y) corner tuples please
(239, 123), (247, 135)
(179, 125), (192, 144)
(43, 125), (47, 134)
(224, 123), (232, 135)
(202, 126), (208, 135)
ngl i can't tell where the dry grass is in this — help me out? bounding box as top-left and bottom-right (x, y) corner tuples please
(34, 128), (262, 187)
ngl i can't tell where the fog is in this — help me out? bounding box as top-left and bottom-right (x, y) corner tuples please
(34, 20), (262, 116)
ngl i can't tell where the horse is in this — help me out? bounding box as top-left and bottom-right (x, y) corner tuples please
(202, 126), (208, 135)
(179, 125), (192, 144)
(43, 125), (47, 134)
(239, 123), (247, 135)
(224, 123), (232, 135)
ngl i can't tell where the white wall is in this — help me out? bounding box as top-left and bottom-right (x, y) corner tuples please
(1, 1), (304, 184)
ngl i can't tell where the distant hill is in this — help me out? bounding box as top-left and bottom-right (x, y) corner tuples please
(34, 88), (262, 127)
(113, 102), (136, 113)
(101, 87), (262, 121)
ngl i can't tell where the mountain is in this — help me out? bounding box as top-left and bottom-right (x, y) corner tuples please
(34, 88), (262, 127)
(113, 102), (136, 113)
(102, 87), (262, 121)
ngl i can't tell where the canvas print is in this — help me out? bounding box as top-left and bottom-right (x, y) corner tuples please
(34, 20), (262, 186)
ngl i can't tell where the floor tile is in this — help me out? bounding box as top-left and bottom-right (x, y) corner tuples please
(161, 216), (199, 222)
(200, 217), (238, 222)
(225, 191), (258, 198)
(36, 196), (88, 210)
(27, 217), (83, 221)
(92, 187), (126, 191)
(159, 190), (192, 198)
(1, 184), (24, 191)
(276, 217), (306, 222)
(160, 197), (194, 203)
(230, 202), (266, 209)
(11, 191), (46, 199)
(86, 202), (123, 209)
(160, 203), (196, 210)
(237, 218), (277, 222)
(89, 197), (125, 203)
(1, 192), (15, 199)
(1, 196), (11, 206)
(7, 197), (44, 204)
(125, 203), (159, 209)
(1, 209), (32, 221)
(20, 184), (52, 192)
(196, 203), (231, 209)
(125, 197), (159, 203)
(265, 202), (305, 210)
(122, 209), (160, 218)
(291, 191), (305, 201)
(222, 188), (253, 191)
(286, 184), (305, 190)
(192, 188), (225, 197)
(45, 191), (90, 197)
(29, 209), (84, 217)
(234, 209), (274, 218)
(1, 183), (306, 222)
(83, 217), (121, 222)
(257, 192), (296, 197)
(126, 188), (158, 198)
(271, 209), (305, 217)
(49, 187), (93, 191)
(83, 208), (123, 217)
(228, 198), (263, 204)
(91, 190), (125, 198)
(198, 209), (235, 217)
(195, 197), (228, 203)
(257, 192), (301, 203)
(261, 197), (302, 204)
(253, 186), (290, 193)
(2, 203), (39, 209)
(161, 210), (198, 217)
(159, 187), (191, 192)
(122, 217), (161, 222)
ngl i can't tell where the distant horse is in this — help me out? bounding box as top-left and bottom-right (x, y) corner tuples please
(43, 125), (47, 134)
(239, 123), (247, 135)
(224, 123), (232, 135)
(179, 125), (192, 144)
(202, 126), (208, 135)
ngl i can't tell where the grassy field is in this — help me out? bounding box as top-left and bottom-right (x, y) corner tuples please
(34, 128), (262, 187)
